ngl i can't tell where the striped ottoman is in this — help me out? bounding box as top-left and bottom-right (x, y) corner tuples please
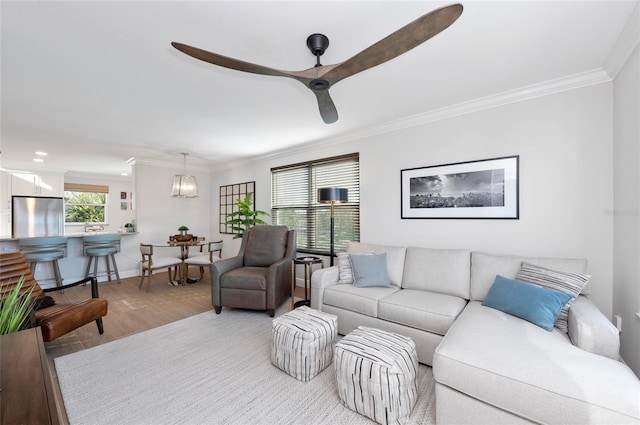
(271, 306), (338, 382)
(335, 326), (419, 425)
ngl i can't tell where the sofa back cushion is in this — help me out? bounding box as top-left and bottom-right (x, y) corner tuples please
(346, 242), (406, 287)
(402, 247), (471, 299)
(470, 252), (589, 301)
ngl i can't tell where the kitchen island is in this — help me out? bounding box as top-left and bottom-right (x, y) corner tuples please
(0, 232), (144, 288)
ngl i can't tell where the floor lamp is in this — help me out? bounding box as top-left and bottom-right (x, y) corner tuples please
(318, 188), (348, 266)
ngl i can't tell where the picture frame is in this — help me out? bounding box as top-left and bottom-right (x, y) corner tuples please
(120, 191), (127, 200)
(219, 181), (255, 234)
(120, 202), (127, 210)
(401, 155), (519, 219)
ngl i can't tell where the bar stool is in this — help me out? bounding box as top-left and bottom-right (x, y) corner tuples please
(18, 236), (68, 290)
(83, 234), (121, 284)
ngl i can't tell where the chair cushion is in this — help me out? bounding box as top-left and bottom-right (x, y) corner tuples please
(23, 250), (66, 261)
(35, 298), (108, 342)
(184, 254), (220, 266)
(85, 247), (118, 256)
(244, 226), (289, 267)
(221, 267), (267, 291)
(143, 256), (182, 270)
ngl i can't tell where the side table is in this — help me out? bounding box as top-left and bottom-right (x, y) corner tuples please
(291, 256), (324, 309)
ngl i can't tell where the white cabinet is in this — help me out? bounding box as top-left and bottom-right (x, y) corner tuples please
(11, 173), (64, 197)
(0, 170), (10, 210)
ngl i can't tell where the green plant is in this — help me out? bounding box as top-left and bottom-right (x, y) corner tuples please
(178, 225), (189, 231)
(225, 193), (269, 239)
(0, 276), (35, 335)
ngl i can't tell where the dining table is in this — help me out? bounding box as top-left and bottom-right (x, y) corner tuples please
(160, 238), (206, 285)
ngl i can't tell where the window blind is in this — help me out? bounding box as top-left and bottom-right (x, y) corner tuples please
(271, 153), (360, 254)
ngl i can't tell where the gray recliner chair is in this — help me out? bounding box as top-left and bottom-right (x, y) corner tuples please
(210, 225), (296, 317)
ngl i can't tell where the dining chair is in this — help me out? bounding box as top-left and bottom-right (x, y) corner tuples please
(139, 244), (183, 291)
(183, 241), (223, 282)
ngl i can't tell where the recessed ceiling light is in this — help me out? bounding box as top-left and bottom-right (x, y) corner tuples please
(33, 158), (44, 162)
(35, 151), (48, 156)
(121, 173), (129, 176)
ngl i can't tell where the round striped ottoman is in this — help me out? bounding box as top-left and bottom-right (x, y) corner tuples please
(271, 306), (338, 382)
(335, 326), (419, 425)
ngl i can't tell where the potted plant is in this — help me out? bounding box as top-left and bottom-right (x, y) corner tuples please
(225, 193), (269, 239)
(124, 222), (135, 233)
(175, 225), (192, 242)
(0, 276), (35, 335)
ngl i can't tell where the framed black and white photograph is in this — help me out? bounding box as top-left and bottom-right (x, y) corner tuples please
(401, 155), (519, 219)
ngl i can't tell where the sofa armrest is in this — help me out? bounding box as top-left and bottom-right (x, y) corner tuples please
(310, 266), (339, 310)
(568, 295), (620, 360)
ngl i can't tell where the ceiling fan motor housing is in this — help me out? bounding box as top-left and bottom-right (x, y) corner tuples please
(306, 33), (329, 57)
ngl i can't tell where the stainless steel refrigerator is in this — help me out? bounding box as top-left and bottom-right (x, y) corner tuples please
(12, 196), (64, 237)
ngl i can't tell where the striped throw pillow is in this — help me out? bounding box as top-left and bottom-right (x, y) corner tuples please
(515, 262), (590, 333)
(336, 251), (375, 285)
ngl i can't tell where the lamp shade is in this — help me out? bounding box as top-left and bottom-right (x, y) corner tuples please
(318, 188), (348, 204)
(171, 174), (199, 198)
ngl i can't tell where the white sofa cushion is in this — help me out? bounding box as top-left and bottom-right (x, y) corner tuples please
(402, 247), (471, 298)
(434, 302), (640, 424)
(323, 283), (399, 318)
(470, 252), (589, 301)
(569, 295), (620, 360)
(347, 242), (406, 287)
(378, 289), (467, 336)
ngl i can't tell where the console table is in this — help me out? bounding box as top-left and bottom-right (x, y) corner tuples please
(0, 327), (62, 424)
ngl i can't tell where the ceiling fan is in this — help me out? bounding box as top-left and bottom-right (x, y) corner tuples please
(172, 3), (463, 124)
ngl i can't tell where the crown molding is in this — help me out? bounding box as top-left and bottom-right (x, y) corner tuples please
(604, 1), (640, 79)
(212, 68), (611, 172)
(134, 157), (210, 173)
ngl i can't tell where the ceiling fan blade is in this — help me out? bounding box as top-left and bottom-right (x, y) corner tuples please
(312, 89), (338, 124)
(171, 42), (294, 79)
(323, 3), (463, 84)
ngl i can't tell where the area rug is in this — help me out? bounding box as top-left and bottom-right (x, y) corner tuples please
(55, 309), (436, 425)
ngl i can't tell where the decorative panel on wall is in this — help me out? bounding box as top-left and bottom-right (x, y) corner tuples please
(219, 181), (255, 235)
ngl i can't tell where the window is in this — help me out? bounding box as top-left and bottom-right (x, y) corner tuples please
(64, 183), (109, 224)
(271, 153), (359, 255)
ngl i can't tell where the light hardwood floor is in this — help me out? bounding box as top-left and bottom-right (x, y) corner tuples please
(45, 267), (302, 362)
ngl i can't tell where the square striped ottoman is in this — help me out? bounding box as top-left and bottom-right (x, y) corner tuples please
(271, 306), (338, 382)
(335, 326), (419, 425)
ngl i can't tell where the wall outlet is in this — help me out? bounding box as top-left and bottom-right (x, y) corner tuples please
(614, 314), (622, 332)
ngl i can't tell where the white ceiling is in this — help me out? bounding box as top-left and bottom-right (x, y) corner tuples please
(1, 1), (637, 177)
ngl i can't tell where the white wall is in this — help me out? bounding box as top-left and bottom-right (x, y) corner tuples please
(613, 43), (640, 375)
(209, 83), (615, 321)
(134, 161), (211, 246)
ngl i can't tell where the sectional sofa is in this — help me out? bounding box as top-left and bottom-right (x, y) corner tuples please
(310, 242), (640, 424)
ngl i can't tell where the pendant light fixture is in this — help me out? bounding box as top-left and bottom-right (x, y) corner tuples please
(171, 153), (199, 198)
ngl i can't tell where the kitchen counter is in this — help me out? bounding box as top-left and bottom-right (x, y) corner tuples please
(0, 232), (142, 289)
(0, 231), (138, 242)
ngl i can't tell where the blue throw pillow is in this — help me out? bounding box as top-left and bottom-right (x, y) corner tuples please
(482, 275), (574, 331)
(349, 253), (391, 288)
